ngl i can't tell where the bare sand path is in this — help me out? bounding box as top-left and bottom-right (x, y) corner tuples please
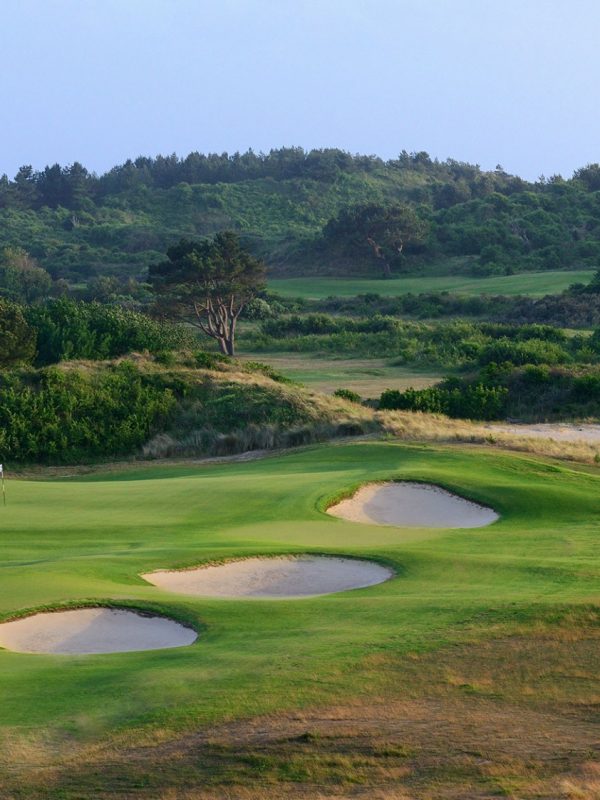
(486, 422), (600, 444)
(0, 608), (197, 654)
(327, 482), (498, 528)
(142, 555), (393, 598)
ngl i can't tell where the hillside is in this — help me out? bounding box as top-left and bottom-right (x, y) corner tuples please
(3, 148), (599, 285)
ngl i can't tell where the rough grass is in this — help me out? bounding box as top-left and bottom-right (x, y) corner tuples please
(378, 408), (600, 465)
(3, 610), (600, 799)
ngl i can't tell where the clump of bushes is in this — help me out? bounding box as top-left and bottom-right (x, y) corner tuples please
(380, 383), (508, 420)
(314, 286), (600, 329)
(244, 315), (580, 368)
(333, 388), (362, 403)
(0, 362), (176, 462)
(0, 359), (332, 464)
(379, 360), (600, 422)
(0, 299), (36, 367)
(242, 361), (293, 384)
(26, 298), (192, 366)
(193, 350), (228, 370)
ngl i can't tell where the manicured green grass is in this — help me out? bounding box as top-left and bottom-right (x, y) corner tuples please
(1, 440), (599, 754)
(269, 269), (595, 299)
(237, 353), (444, 396)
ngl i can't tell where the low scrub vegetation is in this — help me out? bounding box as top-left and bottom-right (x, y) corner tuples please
(0, 361), (176, 462)
(0, 297), (192, 368)
(0, 354), (376, 464)
(313, 277), (600, 327)
(244, 314), (592, 368)
(26, 298), (192, 365)
(380, 364), (600, 421)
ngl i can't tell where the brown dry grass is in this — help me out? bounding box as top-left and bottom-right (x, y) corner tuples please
(3, 611), (599, 799)
(378, 409), (600, 465)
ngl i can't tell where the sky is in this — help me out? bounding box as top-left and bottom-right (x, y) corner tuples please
(1, 0), (599, 181)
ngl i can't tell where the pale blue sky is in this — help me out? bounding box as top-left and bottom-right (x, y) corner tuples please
(1, 0), (598, 180)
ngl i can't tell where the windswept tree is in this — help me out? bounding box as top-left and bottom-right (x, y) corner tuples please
(149, 232), (266, 355)
(323, 203), (428, 277)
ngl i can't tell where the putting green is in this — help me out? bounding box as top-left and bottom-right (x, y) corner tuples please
(0, 441), (599, 744)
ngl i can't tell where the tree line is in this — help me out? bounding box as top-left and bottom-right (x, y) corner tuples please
(0, 147), (527, 210)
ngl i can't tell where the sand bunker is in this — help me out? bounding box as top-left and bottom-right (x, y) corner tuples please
(142, 556), (393, 598)
(328, 482), (498, 528)
(0, 607), (197, 655)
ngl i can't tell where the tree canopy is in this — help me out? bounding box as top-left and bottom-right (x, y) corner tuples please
(0, 299), (36, 367)
(0, 247), (52, 303)
(322, 203), (429, 277)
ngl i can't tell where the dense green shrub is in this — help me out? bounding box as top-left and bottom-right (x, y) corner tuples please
(0, 355), (341, 464)
(198, 383), (304, 429)
(0, 362), (176, 462)
(0, 299), (36, 367)
(380, 361), (600, 422)
(333, 388), (362, 403)
(245, 316), (590, 368)
(477, 337), (570, 366)
(379, 384), (508, 420)
(261, 313), (397, 337)
(316, 287), (600, 329)
(193, 350), (229, 369)
(26, 299), (191, 365)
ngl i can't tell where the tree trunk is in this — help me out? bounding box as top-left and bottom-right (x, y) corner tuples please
(193, 297), (241, 356)
(380, 259), (392, 279)
(214, 324), (236, 356)
(366, 236), (392, 279)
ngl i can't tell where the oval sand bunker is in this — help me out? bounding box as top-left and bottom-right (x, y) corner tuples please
(142, 556), (393, 598)
(0, 608), (197, 655)
(328, 482), (498, 528)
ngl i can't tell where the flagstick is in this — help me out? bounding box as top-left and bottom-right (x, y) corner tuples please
(1, 466), (5, 507)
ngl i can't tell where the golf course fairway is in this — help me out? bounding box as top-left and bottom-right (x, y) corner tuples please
(1, 440), (599, 798)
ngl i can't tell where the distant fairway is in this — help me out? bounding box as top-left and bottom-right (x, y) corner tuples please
(269, 269), (595, 299)
(1, 441), (599, 797)
(237, 353), (444, 396)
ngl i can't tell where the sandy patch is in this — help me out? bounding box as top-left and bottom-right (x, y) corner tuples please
(486, 422), (600, 444)
(142, 556), (393, 598)
(0, 607), (197, 655)
(327, 482), (498, 528)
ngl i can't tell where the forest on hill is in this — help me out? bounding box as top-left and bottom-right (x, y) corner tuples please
(1, 147), (600, 288)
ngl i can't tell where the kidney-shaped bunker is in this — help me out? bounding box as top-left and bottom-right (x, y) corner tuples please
(328, 482), (498, 528)
(142, 555), (393, 598)
(0, 607), (197, 655)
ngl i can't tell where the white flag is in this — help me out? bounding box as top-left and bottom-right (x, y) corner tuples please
(0, 465), (3, 474)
